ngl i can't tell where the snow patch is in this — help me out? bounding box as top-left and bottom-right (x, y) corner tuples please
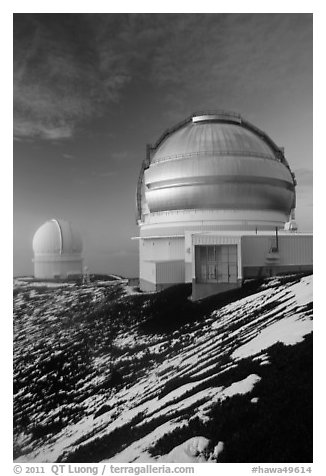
(222, 374), (261, 398)
(14, 274), (313, 463)
(102, 419), (188, 463)
(289, 275), (313, 307)
(232, 315), (312, 360)
(159, 437), (224, 463)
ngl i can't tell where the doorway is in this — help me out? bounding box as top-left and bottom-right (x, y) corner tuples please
(195, 245), (238, 283)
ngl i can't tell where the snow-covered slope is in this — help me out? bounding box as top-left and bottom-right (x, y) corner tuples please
(13, 274), (313, 463)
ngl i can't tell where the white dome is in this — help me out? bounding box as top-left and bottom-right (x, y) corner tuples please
(32, 219), (83, 280)
(33, 219), (83, 256)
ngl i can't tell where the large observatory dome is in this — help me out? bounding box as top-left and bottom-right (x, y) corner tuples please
(136, 111), (301, 293)
(33, 219), (83, 279)
(137, 111), (296, 235)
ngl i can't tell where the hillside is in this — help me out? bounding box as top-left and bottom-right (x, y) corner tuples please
(13, 273), (313, 463)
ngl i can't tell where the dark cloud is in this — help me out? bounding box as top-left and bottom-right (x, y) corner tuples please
(14, 14), (133, 139)
(147, 14), (312, 116)
(14, 13), (312, 140)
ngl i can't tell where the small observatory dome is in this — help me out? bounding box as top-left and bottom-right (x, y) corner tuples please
(32, 219), (83, 280)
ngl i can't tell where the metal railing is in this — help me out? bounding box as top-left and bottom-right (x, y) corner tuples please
(151, 110), (241, 151)
(150, 149), (278, 165)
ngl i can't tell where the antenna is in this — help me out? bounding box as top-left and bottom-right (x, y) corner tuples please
(82, 266), (90, 285)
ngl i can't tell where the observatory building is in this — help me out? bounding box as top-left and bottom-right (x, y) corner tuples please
(33, 219), (83, 280)
(136, 111), (312, 299)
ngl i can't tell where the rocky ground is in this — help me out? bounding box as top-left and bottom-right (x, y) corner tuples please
(13, 273), (313, 463)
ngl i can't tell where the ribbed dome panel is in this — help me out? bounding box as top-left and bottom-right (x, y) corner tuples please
(151, 122), (275, 164)
(143, 116), (295, 216)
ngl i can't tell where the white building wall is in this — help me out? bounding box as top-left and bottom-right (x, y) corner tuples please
(241, 234), (313, 266)
(139, 231), (312, 292)
(139, 237), (184, 262)
(139, 236), (185, 286)
(139, 259), (156, 284)
(184, 232), (193, 282)
(156, 261), (185, 284)
(34, 258), (83, 279)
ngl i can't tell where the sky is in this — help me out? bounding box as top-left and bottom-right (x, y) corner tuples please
(13, 13), (313, 278)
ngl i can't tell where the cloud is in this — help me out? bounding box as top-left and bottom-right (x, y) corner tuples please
(62, 153), (75, 160)
(14, 117), (73, 140)
(13, 14), (133, 140)
(146, 14), (312, 118)
(14, 14), (312, 141)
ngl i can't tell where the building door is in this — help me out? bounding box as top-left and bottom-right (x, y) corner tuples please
(207, 245), (217, 282)
(195, 245), (237, 283)
(226, 245), (238, 283)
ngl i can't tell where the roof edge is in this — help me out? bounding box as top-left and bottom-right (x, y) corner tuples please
(149, 111), (292, 170)
(151, 110), (241, 151)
